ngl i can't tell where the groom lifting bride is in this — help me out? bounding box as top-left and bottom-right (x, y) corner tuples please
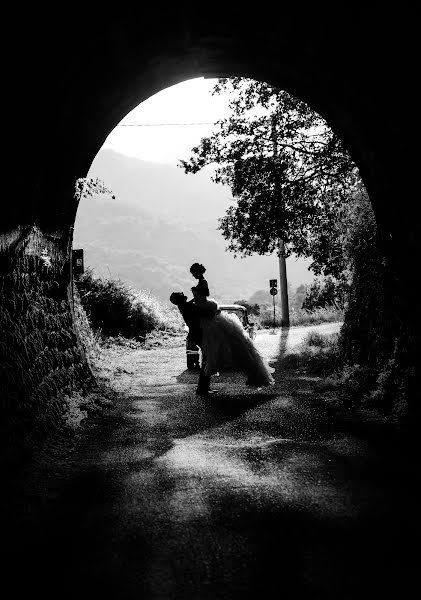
(169, 291), (218, 396)
(170, 263), (275, 396)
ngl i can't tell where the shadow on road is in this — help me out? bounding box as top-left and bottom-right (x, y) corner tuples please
(198, 392), (279, 420)
(176, 368), (202, 383)
(3, 320), (418, 600)
(268, 325), (290, 379)
(159, 389), (279, 443)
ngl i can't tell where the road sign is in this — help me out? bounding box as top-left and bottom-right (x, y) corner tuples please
(72, 249), (84, 275)
(270, 288), (278, 296)
(269, 279), (277, 288)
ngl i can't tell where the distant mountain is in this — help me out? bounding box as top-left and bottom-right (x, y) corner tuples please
(82, 149), (231, 224)
(74, 149), (314, 303)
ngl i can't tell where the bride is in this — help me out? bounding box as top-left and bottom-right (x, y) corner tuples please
(189, 262), (274, 387)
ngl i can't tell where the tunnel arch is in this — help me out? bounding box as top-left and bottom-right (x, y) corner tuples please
(1, 9), (418, 462)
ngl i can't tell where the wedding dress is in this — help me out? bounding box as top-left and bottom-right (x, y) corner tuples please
(198, 300), (275, 387)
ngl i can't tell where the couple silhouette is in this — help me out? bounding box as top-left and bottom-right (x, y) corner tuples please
(170, 263), (274, 396)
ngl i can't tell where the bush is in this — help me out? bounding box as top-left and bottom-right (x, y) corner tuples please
(306, 331), (328, 347)
(282, 331), (341, 375)
(73, 285), (101, 367)
(338, 192), (394, 371)
(75, 269), (183, 339)
(131, 289), (184, 333)
(232, 299), (261, 316)
(290, 307), (344, 327)
(302, 276), (348, 311)
(259, 305), (343, 328)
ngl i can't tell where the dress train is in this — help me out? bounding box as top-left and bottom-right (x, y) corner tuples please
(200, 311), (274, 387)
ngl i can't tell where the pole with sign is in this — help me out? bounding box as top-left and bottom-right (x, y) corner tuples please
(269, 279), (278, 332)
(72, 249), (84, 276)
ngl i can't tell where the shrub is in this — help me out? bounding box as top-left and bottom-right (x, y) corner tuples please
(75, 270), (132, 336)
(131, 289), (184, 333)
(290, 307), (344, 327)
(259, 305), (343, 328)
(302, 276), (348, 311)
(75, 269), (183, 339)
(73, 285), (101, 368)
(282, 331), (341, 375)
(306, 331), (327, 347)
(338, 192), (394, 371)
(232, 299), (261, 316)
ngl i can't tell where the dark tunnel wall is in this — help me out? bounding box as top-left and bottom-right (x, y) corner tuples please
(1, 8), (419, 462)
(0, 230), (94, 461)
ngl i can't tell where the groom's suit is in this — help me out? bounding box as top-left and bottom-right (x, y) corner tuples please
(176, 299), (216, 394)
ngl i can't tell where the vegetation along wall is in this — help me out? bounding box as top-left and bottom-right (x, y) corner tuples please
(0, 227), (93, 465)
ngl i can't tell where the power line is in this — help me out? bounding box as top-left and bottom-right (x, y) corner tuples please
(117, 122), (216, 127)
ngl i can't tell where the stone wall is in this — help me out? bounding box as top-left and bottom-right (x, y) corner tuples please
(0, 227), (93, 466)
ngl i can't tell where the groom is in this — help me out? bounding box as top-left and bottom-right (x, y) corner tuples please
(170, 291), (217, 395)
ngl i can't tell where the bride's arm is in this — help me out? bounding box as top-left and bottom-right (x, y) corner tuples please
(191, 288), (201, 302)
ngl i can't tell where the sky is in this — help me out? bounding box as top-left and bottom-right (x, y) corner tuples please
(102, 77), (230, 165)
(98, 77), (314, 291)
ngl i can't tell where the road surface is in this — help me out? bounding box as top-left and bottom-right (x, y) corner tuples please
(2, 323), (417, 599)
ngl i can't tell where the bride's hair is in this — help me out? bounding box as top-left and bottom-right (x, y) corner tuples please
(190, 262), (206, 276)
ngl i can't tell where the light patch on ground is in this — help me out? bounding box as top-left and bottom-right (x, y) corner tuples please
(157, 436), (358, 520)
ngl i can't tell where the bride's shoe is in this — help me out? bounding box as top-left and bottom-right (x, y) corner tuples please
(196, 389), (218, 396)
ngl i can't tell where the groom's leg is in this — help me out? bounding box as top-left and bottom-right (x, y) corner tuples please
(196, 370), (211, 394)
(196, 354), (211, 394)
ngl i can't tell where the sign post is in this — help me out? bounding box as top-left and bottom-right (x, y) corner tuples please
(269, 279), (278, 332)
(72, 249), (84, 277)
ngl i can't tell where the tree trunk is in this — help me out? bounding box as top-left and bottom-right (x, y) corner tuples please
(278, 239), (290, 326)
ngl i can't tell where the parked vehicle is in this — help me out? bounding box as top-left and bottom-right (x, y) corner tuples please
(186, 336), (201, 370)
(218, 304), (257, 340)
(185, 303), (256, 369)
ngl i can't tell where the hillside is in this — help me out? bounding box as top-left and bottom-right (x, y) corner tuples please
(73, 150), (314, 303)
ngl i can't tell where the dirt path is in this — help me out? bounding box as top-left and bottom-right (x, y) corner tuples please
(2, 324), (417, 600)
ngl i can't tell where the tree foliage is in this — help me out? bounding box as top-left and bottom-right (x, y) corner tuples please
(338, 193), (391, 369)
(179, 78), (417, 421)
(75, 270), (182, 338)
(302, 277), (348, 311)
(75, 177), (115, 202)
(232, 299), (261, 315)
(179, 77), (363, 278)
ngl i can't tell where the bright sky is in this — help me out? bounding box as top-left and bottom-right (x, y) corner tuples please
(102, 77), (230, 165)
(99, 76), (314, 290)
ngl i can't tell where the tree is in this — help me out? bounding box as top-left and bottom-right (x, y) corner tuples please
(179, 77), (361, 278)
(75, 177), (115, 202)
(302, 277), (348, 311)
(233, 299), (261, 316)
(290, 284), (307, 311)
(248, 289), (272, 306)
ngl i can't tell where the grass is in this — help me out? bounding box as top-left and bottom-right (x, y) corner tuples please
(259, 306), (344, 328)
(73, 286), (101, 368)
(131, 289), (184, 333)
(281, 330), (387, 414)
(64, 289), (119, 429)
(75, 270), (184, 339)
(73, 290), (393, 423)
(282, 330), (342, 377)
(74, 281), (185, 357)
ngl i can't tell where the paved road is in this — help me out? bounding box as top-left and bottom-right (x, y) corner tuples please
(3, 323), (417, 599)
(255, 321), (341, 361)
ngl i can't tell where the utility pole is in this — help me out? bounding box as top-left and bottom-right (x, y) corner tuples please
(269, 279), (278, 333)
(272, 115), (290, 327)
(278, 239), (290, 327)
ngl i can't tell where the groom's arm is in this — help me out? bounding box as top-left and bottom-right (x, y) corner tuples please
(187, 303), (216, 320)
(197, 307), (216, 319)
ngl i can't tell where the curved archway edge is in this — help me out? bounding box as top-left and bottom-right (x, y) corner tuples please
(1, 9), (419, 460)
